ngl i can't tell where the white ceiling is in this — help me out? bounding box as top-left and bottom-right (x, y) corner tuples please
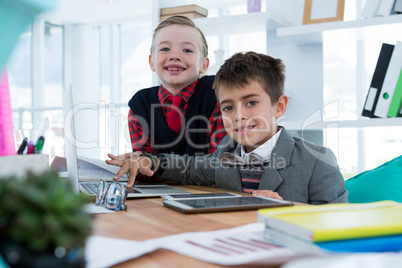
(39, 0), (152, 24)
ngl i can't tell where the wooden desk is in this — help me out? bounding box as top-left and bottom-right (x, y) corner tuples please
(92, 185), (294, 268)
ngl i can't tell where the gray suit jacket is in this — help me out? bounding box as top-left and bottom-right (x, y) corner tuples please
(158, 128), (348, 204)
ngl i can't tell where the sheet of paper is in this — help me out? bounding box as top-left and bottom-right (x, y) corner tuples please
(85, 236), (159, 268)
(88, 223), (402, 266)
(85, 223), (300, 267)
(147, 222), (300, 266)
(84, 203), (115, 214)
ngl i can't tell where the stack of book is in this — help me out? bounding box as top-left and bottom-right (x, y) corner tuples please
(160, 5), (208, 22)
(362, 42), (402, 118)
(258, 201), (402, 253)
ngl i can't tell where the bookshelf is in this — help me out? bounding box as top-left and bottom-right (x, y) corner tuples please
(283, 118), (402, 130)
(194, 11), (292, 35)
(277, 14), (402, 45)
(276, 14), (402, 130)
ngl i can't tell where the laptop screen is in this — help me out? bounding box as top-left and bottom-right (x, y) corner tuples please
(63, 85), (80, 193)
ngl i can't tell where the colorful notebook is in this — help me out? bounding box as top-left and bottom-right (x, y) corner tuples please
(258, 201), (402, 242)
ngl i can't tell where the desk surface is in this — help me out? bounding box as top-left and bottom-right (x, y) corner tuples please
(92, 185), (292, 268)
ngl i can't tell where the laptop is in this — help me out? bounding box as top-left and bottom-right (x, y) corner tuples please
(62, 86), (190, 198)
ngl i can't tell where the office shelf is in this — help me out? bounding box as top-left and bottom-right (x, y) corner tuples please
(282, 118), (402, 130)
(195, 11), (292, 35)
(277, 14), (402, 45)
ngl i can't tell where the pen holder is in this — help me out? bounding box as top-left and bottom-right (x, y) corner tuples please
(0, 154), (49, 178)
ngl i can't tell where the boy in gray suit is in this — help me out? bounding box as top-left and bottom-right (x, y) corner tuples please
(108, 52), (348, 204)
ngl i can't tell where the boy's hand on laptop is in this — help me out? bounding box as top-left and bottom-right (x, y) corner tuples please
(252, 190), (283, 200)
(107, 154), (154, 187)
(107, 151), (143, 162)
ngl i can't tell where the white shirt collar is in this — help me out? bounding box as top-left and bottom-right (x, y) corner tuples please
(240, 128), (282, 161)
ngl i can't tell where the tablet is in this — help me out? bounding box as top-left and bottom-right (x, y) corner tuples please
(162, 196), (294, 214)
(161, 192), (241, 200)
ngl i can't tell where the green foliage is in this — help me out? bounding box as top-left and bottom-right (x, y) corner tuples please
(0, 170), (92, 253)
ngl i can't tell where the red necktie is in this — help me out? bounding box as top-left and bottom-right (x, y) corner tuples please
(167, 96), (182, 132)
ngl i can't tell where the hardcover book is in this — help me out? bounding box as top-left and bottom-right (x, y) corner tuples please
(264, 227), (402, 253)
(258, 201), (402, 243)
(160, 12), (206, 22)
(160, 5), (208, 22)
(160, 5), (208, 16)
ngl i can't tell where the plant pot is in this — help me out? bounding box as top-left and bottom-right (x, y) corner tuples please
(0, 239), (85, 268)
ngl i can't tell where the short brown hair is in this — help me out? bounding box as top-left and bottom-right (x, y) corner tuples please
(150, 16), (208, 58)
(213, 51), (286, 104)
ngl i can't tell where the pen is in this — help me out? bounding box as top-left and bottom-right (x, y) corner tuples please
(27, 141), (34, 154)
(17, 137), (28, 154)
(35, 117), (49, 142)
(35, 136), (45, 152)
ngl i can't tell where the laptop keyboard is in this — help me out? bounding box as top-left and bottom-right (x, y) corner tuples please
(81, 182), (100, 194)
(80, 181), (128, 194)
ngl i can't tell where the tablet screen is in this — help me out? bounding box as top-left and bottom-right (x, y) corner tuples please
(178, 196), (289, 207)
(161, 193), (240, 200)
(163, 196), (294, 213)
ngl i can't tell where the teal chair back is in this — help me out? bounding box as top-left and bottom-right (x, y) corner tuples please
(345, 155), (402, 203)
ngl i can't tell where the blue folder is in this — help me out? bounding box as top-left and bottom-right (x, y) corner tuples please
(317, 234), (402, 252)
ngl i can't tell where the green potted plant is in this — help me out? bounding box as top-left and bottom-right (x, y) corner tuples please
(0, 170), (92, 268)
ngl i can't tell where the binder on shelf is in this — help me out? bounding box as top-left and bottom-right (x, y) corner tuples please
(361, 0), (381, 18)
(376, 0), (397, 16)
(258, 201), (402, 243)
(394, 0), (402, 13)
(362, 43), (394, 118)
(387, 68), (402, 117)
(374, 41), (402, 117)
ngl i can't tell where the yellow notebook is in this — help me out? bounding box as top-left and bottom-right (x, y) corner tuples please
(258, 201), (402, 242)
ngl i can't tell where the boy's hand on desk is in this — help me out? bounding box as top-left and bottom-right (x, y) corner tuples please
(106, 153), (153, 187)
(252, 190), (283, 200)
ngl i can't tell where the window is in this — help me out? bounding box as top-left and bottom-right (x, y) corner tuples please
(8, 22), (65, 159)
(8, 30), (32, 132)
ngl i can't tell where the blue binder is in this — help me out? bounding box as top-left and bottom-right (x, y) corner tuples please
(317, 234), (402, 252)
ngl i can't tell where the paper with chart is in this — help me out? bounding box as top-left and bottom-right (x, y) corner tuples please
(85, 223), (301, 268)
(149, 222), (299, 265)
